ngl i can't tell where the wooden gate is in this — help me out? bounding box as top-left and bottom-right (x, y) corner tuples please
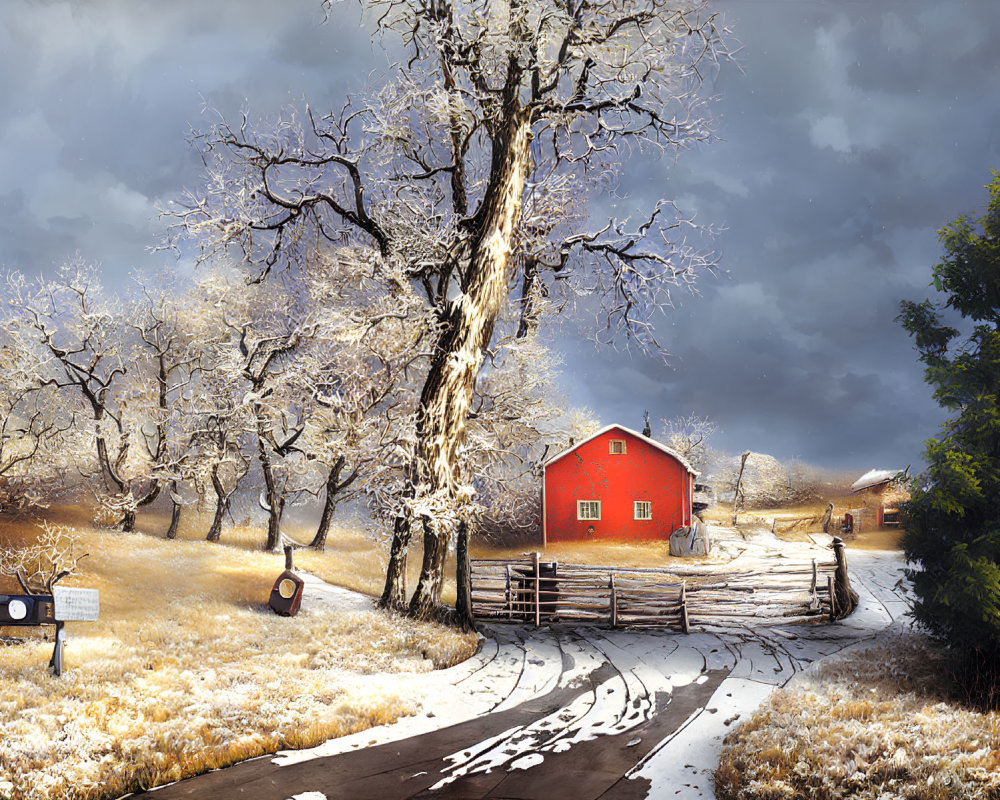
(471, 546), (853, 631)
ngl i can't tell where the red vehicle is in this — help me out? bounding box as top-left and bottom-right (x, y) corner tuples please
(542, 424), (698, 544)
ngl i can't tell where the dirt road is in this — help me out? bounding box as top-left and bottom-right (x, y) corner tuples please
(125, 546), (909, 800)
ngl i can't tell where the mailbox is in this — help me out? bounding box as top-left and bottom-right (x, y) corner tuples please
(1, 594), (56, 625)
(268, 545), (304, 616)
(1, 588), (98, 676)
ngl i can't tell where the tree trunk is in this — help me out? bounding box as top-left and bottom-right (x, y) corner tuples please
(136, 480), (163, 509)
(256, 425), (284, 552)
(309, 456), (345, 550)
(121, 506), (136, 532)
(380, 511), (411, 611)
(516, 257), (539, 339)
(454, 519), (475, 631)
(96, 434), (125, 494)
(409, 518), (449, 619)
(94, 414), (137, 532)
(166, 483), (182, 540)
(206, 467), (228, 543)
(264, 490), (284, 551)
(405, 104), (532, 620)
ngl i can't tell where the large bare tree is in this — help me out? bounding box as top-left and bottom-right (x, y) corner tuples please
(172, 0), (730, 620)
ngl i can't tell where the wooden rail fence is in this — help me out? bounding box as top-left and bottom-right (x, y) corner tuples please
(471, 541), (855, 631)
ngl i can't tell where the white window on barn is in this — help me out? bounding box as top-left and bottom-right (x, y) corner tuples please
(577, 500), (601, 521)
(634, 501), (652, 521)
(609, 439), (627, 455)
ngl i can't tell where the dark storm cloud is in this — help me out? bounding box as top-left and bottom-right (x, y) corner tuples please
(0, 0), (381, 275)
(567, 0), (1000, 471)
(1, 0), (998, 472)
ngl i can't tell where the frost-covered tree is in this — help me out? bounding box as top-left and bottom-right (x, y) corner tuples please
(658, 413), (717, 474)
(0, 522), (87, 595)
(728, 451), (791, 514)
(0, 338), (71, 511)
(157, 274), (255, 542)
(125, 276), (209, 537)
(187, 268), (310, 550)
(5, 264), (182, 530)
(293, 255), (429, 550)
(171, 0), (730, 618)
(184, 261), (423, 551)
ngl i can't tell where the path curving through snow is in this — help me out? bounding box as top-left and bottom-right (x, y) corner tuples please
(125, 537), (910, 800)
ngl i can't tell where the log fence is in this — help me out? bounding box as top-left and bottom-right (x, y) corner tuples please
(471, 539), (855, 631)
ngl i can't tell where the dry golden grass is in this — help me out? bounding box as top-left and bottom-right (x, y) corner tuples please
(0, 507), (478, 800)
(473, 536), (722, 570)
(138, 506), (462, 606)
(476, 537), (664, 566)
(715, 631), (1000, 800)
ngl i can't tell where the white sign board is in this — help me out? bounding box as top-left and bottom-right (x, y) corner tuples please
(53, 587), (100, 621)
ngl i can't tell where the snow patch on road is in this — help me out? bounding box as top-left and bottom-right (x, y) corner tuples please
(509, 753), (545, 771)
(628, 677), (775, 799)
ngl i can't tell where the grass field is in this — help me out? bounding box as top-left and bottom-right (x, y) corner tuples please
(716, 629), (1000, 800)
(473, 536), (702, 568)
(0, 507), (478, 800)
(0, 498), (914, 800)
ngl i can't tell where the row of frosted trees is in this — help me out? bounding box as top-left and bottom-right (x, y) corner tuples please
(0, 260), (589, 560)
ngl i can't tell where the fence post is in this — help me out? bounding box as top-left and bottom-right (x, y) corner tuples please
(827, 575), (838, 621)
(504, 565), (512, 620)
(609, 574), (618, 628)
(533, 551), (541, 628)
(552, 561), (558, 621)
(831, 537), (859, 618)
(680, 580), (690, 634)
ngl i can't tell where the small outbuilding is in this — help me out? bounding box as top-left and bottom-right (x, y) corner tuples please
(542, 424), (698, 544)
(849, 467), (910, 530)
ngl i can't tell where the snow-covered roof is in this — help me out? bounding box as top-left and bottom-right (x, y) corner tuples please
(542, 424), (699, 475)
(851, 468), (904, 492)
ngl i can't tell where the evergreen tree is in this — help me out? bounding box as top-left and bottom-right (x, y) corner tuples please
(898, 172), (1000, 701)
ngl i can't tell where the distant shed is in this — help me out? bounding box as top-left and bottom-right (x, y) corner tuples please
(542, 424), (698, 544)
(850, 467), (910, 529)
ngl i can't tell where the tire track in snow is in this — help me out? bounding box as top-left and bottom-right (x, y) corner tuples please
(125, 551), (910, 800)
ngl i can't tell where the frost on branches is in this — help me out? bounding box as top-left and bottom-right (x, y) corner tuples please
(7, 265), (160, 529)
(658, 413), (718, 475)
(0, 522), (87, 595)
(169, 0), (731, 621)
(0, 333), (71, 512)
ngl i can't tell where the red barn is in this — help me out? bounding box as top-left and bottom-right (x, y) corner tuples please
(542, 424), (698, 544)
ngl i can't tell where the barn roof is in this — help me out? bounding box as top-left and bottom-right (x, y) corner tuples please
(851, 468), (905, 492)
(542, 424), (699, 475)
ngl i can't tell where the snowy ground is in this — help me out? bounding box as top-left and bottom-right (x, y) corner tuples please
(131, 527), (910, 800)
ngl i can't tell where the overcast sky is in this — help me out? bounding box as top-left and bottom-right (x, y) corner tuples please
(1, 0), (998, 473)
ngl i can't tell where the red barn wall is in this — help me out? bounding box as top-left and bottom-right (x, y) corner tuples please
(544, 427), (691, 543)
